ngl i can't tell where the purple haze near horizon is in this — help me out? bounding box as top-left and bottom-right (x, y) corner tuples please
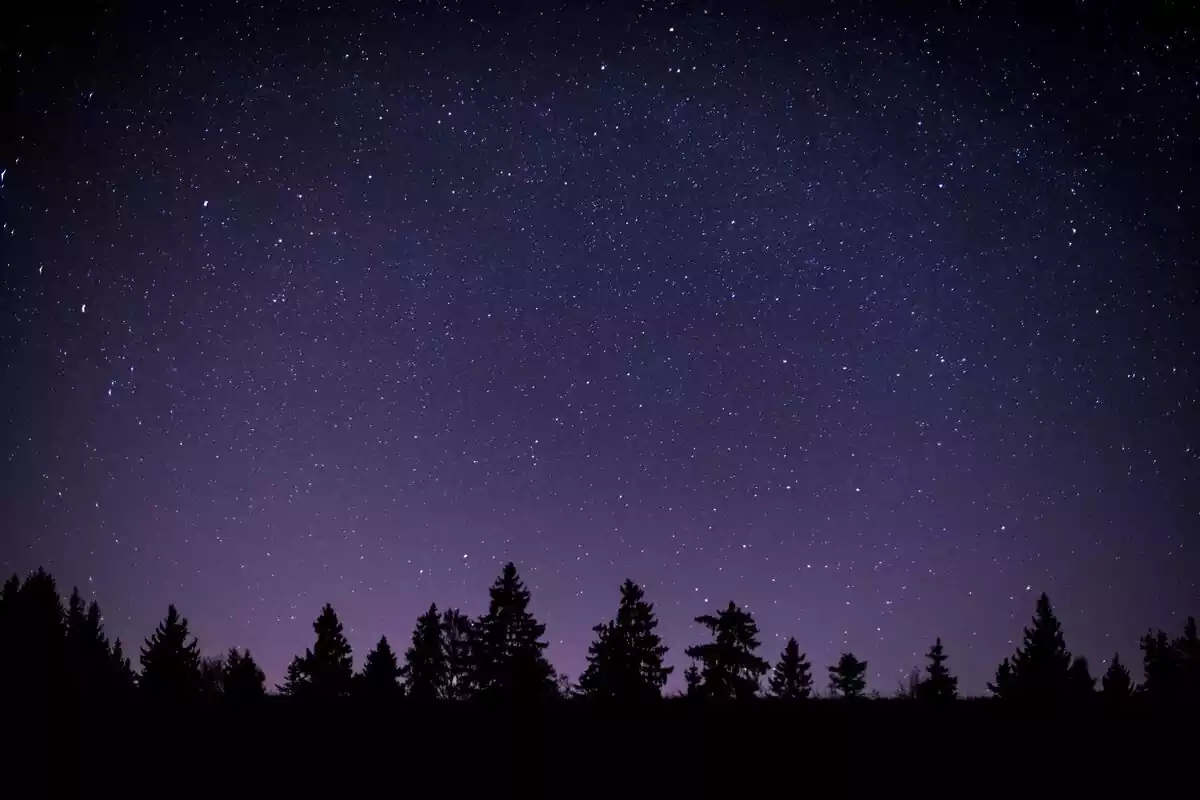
(2, 2), (1196, 695)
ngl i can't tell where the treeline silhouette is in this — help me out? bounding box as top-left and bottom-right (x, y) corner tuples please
(2, 563), (1196, 704)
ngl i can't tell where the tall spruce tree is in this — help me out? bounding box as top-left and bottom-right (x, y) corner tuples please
(13, 568), (66, 695)
(991, 592), (1075, 700)
(988, 657), (1015, 697)
(1068, 655), (1096, 697)
(65, 589), (115, 696)
(1100, 653), (1134, 698)
(305, 604), (354, 697)
(278, 654), (311, 697)
(472, 562), (555, 700)
(684, 601), (769, 700)
(139, 604), (202, 698)
(1139, 617), (1200, 701)
(404, 603), (448, 701)
(577, 579), (672, 700)
(442, 608), (475, 700)
(360, 635), (403, 698)
(223, 648), (266, 700)
(767, 637), (813, 700)
(108, 637), (136, 692)
(916, 638), (958, 701)
(828, 652), (868, 698)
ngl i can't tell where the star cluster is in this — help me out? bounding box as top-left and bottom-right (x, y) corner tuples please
(2, 2), (1196, 694)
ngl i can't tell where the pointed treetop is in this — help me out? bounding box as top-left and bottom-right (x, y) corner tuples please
(768, 637), (813, 700)
(578, 578), (672, 700)
(1101, 652), (1134, 698)
(360, 635), (403, 696)
(916, 637), (958, 701)
(140, 603), (202, 697)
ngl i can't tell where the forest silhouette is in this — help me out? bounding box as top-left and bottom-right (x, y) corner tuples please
(3, 562), (1196, 704)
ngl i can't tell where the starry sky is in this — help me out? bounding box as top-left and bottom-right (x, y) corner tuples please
(2, 1), (1196, 695)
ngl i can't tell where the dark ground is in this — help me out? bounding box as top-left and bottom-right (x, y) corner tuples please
(22, 698), (1189, 793)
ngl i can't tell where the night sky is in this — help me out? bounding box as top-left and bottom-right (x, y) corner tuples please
(2, 1), (1196, 695)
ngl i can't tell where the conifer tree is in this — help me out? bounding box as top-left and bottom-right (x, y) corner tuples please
(828, 652), (868, 698)
(0, 574), (17, 691)
(1068, 655), (1096, 697)
(66, 589), (114, 696)
(1100, 653), (1133, 698)
(988, 657), (1015, 697)
(304, 604), (354, 698)
(1175, 616), (1200, 700)
(992, 592), (1075, 700)
(404, 603), (448, 701)
(360, 635), (403, 698)
(278, 654), (311, 697)
(0, 573), (17, 606)
(767, 637), (813, 700)
(199, 655), (227, 697)
(683, 663), (702, 697)
(139, 604), (202, 698)
(578, 579), (672, 700)
(12, 568), (67, 694)
(442, 608), (475, 700)
(108, 638), (136, 692)
(916, 638), (958, 701)
(472, 562), (555, 700)
(223, 648), (266, 700)
(1139, 617), (1200, 701)
(684, 601), (769, 700)
(1140, 629), (1176, 699)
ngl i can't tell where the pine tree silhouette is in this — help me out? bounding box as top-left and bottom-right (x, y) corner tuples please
(684, 601), (769, 700)
(108, 637), (136, 692)
(360, 635), (403, 698)
(199, 655), (226, 698)
(1176, 616), (1200, 700)
(915, 638), (958, 701)
(1140, 629), (1176, 699)
(827, 652), (868, 698)
(1068, 655), (1096, 697)
(305, 604), (355, 698)
(1140, 617), (1200, 701)
(988, 657), (1015, 697)
(404, 603), (448, 701)
(223, 648), (266, 700)
(578, 579), (672, 700)
(472, 562), (555, 700)
(139, 604), (202, 699)
(65, 588), (115, 696)
(1100, 653), (1134, 698)
(0, 574), (17, 606)
(767, 637), (813, 700)
(0, 574), (16, 692)
(442, 608), (475, 700)
(11, 568), (66, 695)
(992, 592), (1075, 700)
(683, 662), (702, 697)
(278, 654), (311, 697)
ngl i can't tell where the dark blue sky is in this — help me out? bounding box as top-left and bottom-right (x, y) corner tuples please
(2, 1), (1196, 694)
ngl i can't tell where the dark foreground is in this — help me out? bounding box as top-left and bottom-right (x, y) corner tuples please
(18, 698), (1190, 792)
